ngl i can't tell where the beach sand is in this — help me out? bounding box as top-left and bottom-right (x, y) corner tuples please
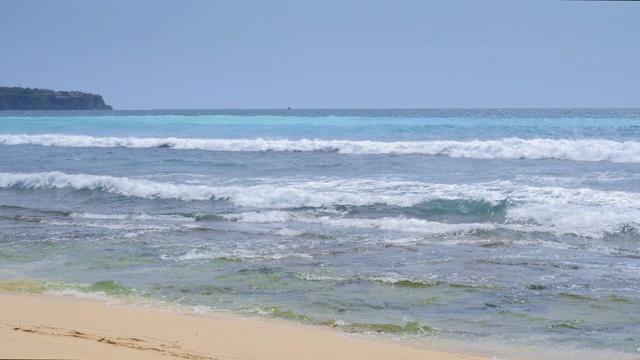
(0, 291), (490, 360)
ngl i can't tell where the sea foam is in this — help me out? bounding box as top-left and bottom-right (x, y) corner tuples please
(0, 171), (507, 207)
(3, 172), (640, 211)
(506, 204), (640, 238)
(3, 134), (640, 162)
(68, 212), (195, 222)
(223, 211), (495, 235)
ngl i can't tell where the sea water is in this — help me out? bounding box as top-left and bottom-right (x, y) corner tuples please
(1, 109), (639, 358)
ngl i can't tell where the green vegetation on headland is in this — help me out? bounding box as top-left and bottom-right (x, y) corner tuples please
(0, 86), (113, 110)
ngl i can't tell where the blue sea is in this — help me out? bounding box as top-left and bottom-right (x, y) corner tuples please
(1, 109), (640, 358)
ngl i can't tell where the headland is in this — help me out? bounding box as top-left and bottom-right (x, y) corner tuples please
(0, 86), (112, 110)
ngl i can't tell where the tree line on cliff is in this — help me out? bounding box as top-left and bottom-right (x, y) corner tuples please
(0, 87), (113, 110)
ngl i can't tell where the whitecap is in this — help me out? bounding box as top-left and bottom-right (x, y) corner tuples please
(3, 134), (640, 162)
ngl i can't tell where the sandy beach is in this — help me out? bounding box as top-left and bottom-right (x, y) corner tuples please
(0, 291), (490, 360)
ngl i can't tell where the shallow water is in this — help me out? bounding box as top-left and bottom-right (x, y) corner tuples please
(1, 109), (639, 356)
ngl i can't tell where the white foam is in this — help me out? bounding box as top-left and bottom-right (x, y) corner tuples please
(313, 217), (495, 234)
(223, 210), (292, 223)
(225, 210), (495, 235)
(5, 170), (640, 210)
(3, 172), (640, 239)
(176, 250), (226, 261)
(275, 228), (305, 237)
(69, 212), (128, 220)
(69, 212), (194, 222)
(175, 248), (313, 261)
(45, 220), (171, 231)
(365, 274), (445, 286)
(294, 273), (348, 282)
(295, 272), (443, 287)
(228, 203), (640, 239)
(517, 172), (640, 187)
(0, 171), (218, 201)
(506, 204), (640, 238)
(0, 171), (508, 207)
(46, 289), (118, 302)
(4, 134), (640, 162)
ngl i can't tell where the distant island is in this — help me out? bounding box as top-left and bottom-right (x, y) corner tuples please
(0, 86), (113, 110)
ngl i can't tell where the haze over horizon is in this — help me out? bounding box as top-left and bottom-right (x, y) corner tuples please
(1, 0), (638, 110)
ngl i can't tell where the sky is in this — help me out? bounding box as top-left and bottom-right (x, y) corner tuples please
(1, 0), (639, 110)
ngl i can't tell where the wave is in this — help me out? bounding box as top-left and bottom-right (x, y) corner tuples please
(68, 212), (195, 222)
(44, 219), (171, 232)
(505, 204), (640, 238)
(2, 172), (639, 238)
(4, 171), (638, 239)
(3, 172), (640, 210)
(222, 210), (495, 235)
(173, 249), (313, 262)
(0, 171), (218, 201)
(4, 134), (640, 162)
(221, 207), (640, 240)
(0, 171), (513, 208)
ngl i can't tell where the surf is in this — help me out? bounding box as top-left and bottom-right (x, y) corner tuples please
(4, 134), (640, 162)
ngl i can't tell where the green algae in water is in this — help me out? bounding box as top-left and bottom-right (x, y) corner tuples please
(403, 321), (436, 334)
(215, 257), (243, 264)
(238, 267), (271, 274)
(242, 305), (315, 323)
(0, 252), (22, 261)
(448, 283), (496, 291)
(526, 284), (547, 291)
(0, 279), (66, 294)
(421, 297), (439, 306)
(196, 285), (236, 296)
(80, 255), (156, 270)
(559, 293), (638, 309)
(550, 320), (586, 331)
(341, 321), (435, 334)
(390, 279), (445, 288)
(242, 305), (436, 336)
(608, 295), (634, 303)
(558, 292), (594, 301)
(347, 323), (404, 333)
(496, 311), (528, 319)
(85, 280), (135, 296)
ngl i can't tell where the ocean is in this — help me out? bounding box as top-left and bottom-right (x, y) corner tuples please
(1, 109), (639, 358)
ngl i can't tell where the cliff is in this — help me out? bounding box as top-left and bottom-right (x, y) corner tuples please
(0, 87), (113, 110)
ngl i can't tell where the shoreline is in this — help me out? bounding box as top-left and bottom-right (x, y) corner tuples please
(0, 291), (491, 360)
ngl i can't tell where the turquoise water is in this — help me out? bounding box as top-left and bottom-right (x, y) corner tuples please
(1, 109), (640, 357)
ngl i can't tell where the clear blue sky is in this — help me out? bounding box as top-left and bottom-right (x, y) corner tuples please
(1, 0), (638, 110)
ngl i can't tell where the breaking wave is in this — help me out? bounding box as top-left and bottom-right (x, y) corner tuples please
(0, 171), (515, 208)
(224, 211), (496, 235)
(3, 171), (640, 239)
(2, 171), (640, 211)
(3, 134), (640, 162)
